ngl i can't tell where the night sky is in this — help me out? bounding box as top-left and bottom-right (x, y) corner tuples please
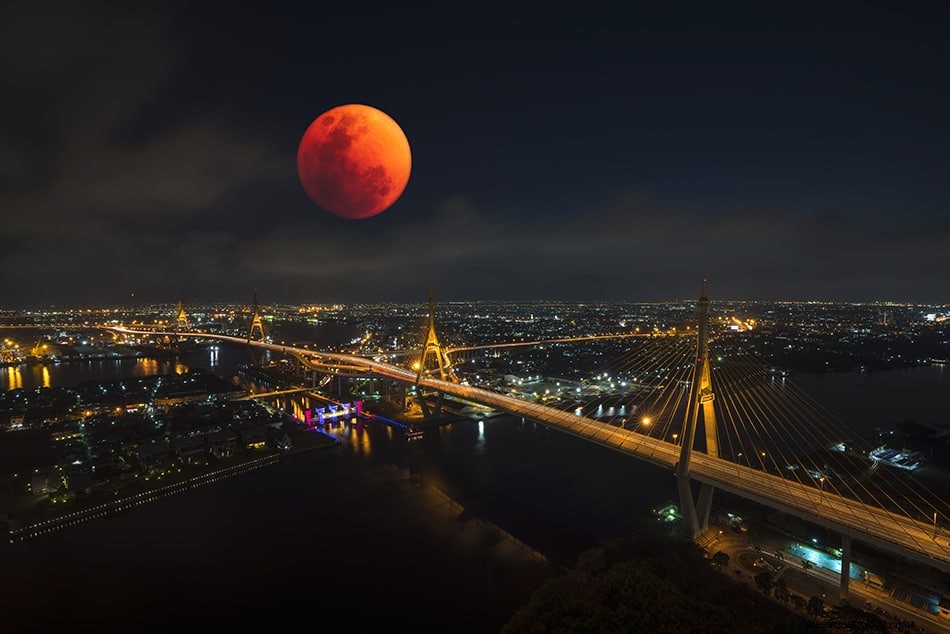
(3, 1), (948, 307)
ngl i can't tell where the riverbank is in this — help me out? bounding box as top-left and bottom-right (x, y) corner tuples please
(3, 424), (341, 541)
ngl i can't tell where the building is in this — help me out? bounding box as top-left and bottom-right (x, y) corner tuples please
(206, 431), (237, 458)
(236, 426), (268, 450)
(173, 435), (207, 463)
(137, 440), (173, 474)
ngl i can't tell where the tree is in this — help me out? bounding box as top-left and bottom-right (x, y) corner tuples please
(790, 595), (807, 611)
(711, 551), (730, 568)
(504, 535), (815, 633)
(754, 571), (774, 596)
(774, 578), (791, 603)
(807, 595), (825, 616)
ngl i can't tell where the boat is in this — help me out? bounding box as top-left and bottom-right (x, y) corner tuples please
(459, 404), (502, 418)
(404, 425), (424, 440)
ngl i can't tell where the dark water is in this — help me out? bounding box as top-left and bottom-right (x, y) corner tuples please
(791, 364), (950, 435)
(1, 318), (358, 392)
(3, 344), (256, 391)
(2, 414), (674, 632)
(4, 348), (949, 631)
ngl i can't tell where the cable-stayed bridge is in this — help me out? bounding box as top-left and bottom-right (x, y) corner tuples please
(108, 287), (950, 598)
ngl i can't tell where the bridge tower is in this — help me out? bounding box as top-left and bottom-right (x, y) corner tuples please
(676, 279), (720, 538)
(175, 292), (191, 333)
(247, 288), (266, 342)
(413, 296), (458, 419)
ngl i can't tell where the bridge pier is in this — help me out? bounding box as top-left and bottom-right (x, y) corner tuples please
(334, 375), (346, 398)
(696, 482), (715, 531)
(677, 476), (701, 538)
(677, 480), (715, 538)
(839, 534), (852, 600)
(418, 391), (444, 420)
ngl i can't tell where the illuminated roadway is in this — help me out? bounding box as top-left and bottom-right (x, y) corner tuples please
(232, 387), (309, 400)
(445, 332), (667, 354)
(110, 327), (950, 574)
(382, 332), (669, 358)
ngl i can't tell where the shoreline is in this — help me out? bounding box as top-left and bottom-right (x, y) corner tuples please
(5, 431), (339, 543)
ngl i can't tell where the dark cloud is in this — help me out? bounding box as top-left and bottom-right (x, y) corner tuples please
(0, 2), (285, 294)
(163, 195), (949, 304)
(1, 1), (948, 307)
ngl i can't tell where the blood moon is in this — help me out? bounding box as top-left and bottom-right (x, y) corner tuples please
(296, 104), (411, 220)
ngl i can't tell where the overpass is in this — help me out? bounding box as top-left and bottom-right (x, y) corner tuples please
(107, 326), (950, 579)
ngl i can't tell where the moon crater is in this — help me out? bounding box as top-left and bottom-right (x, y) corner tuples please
(297, 104), (411, 220)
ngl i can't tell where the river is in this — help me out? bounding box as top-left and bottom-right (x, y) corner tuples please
(2, 345), (948, 631)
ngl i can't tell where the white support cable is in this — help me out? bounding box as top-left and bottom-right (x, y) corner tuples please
(714, 359), (827, 517)
(713, 360), (786, 493)
(729, 354), (930, 548)
(766, 364), (948, 544)
(725, 358), (887, 535)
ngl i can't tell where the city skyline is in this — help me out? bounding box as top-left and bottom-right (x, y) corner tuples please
(3, 2), (949, 306)
(3, 295), (949, 628)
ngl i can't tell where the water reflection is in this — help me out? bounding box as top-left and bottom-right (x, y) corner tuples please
(6, 366), (22, 390)
(350, 418), (372, 456)
(133, 358), (159, 377)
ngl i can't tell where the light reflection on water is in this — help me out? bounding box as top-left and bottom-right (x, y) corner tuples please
(6, 363), (949, 630)
(6, 365), (22, 390)
(131, 357), (188, 378)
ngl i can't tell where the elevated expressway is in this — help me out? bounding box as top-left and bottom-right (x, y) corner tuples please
(109, 327), (950, 574)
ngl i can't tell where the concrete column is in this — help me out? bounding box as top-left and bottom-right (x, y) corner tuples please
(839, 534), (852, 600)
(676, 475), (700, 538)
(697, 483), (715, 531)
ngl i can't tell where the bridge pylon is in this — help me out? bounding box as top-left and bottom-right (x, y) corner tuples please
(175, 292), (191, 333)
(247, 288), (266, 342)
(676, 279), (720, 539)
(413, 296), (458, 419)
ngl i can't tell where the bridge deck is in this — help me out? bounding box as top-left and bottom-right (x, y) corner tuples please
(109, 328), (950, 573)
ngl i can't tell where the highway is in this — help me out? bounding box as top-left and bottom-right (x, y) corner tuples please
(445, 331), (671, 353)
(108, 327), (950, 574)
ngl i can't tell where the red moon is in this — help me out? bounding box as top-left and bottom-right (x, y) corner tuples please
(296, 104), (411, 220)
